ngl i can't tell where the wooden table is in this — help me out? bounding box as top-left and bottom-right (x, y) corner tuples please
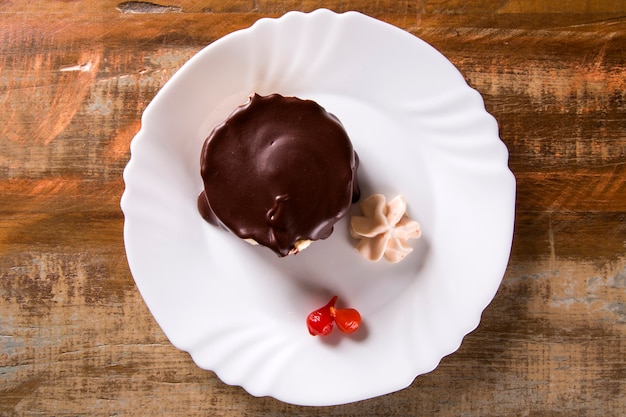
(1, 1), (624, 415)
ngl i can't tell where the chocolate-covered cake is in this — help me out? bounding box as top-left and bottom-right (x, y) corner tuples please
(198, 93), (360, 257)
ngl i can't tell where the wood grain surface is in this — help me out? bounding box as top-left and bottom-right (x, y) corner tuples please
(1, 1), (625, 416)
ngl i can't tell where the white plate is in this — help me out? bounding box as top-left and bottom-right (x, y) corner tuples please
(121, 9), (515, 406)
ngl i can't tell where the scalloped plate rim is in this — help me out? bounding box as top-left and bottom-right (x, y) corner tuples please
(121, 8), (516, 406)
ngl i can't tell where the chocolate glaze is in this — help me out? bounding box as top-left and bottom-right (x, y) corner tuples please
(198, 93), (360, 257)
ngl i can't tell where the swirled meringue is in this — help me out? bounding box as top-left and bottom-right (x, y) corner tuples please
(350, 194), (421, 263)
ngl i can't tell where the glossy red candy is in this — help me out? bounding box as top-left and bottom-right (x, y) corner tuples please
(306, 296), (337, 336)
(306, 295), (362, 336)
(332, 307), (362, 334)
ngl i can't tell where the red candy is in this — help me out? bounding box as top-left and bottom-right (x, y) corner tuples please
(306, 296), (337, 336)
(332, 307), (362, 334)
(306, 295), (362, 336)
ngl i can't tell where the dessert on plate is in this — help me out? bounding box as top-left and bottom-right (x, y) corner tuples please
(198, 93), (360, 257)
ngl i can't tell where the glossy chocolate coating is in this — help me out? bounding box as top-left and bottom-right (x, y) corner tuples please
(198, 94), (360, 257)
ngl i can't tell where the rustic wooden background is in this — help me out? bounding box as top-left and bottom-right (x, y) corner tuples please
(1, 0), (625, 415)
